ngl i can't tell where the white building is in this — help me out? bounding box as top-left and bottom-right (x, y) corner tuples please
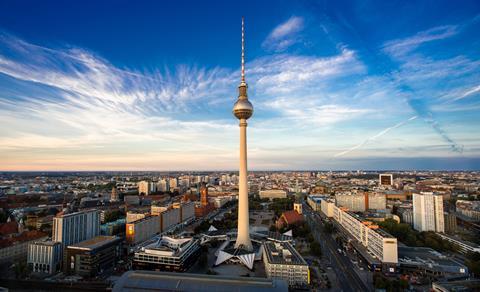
(169, 178), (178, 191)
(413, 192), (444, 232)
(133, 236), (200, 271)
(263, 241), (309, 287)
(320, 198), (335, 217)
(259, 190), (287, 200)
(323, 202), (398, 264)
(27, 240), (62, 274)
(335, 191), (366, 212)
(138, 181), (156, 195)
(53, 209), (100, 247)
(368, 192), (387, 210)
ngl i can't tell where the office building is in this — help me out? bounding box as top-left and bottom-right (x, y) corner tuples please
(444, 212), (457, 234)
(27, 240), (62, 274)
(263, 242), (309, 287)
(133, 236), (200, 271)
(379, 174), (393, 186)
(325, 202), (398, 265)
(259, 190), (287, 200)
(126, 216), (160, 245)
(413, 192), (444, 232)
(64, 236), (121, 277)
(113, 271), (288, 292)
(53, 210), (100, 248)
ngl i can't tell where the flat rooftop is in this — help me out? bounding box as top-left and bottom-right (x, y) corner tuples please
(68, 235), (119, 250)
(398, 246), (468, 273)
(113, 270), (288, 292)
(263, 241), (307, 266)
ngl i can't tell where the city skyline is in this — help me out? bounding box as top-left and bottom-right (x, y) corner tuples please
(1, 1), (479, 171)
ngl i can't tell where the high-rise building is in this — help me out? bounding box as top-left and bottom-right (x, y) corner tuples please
(379, 174), (393, 186)
(111, 186), (119, 202)
(443, 212), (457, 234)
(233, 17), (253, 251)
(138, 181), (156, 195)
(169, 178), (178, 191)
(53, 210), (100, 247)
(413, 192), (444, 232)
(200, 182), (208, 206)
(157, 179), (169, 192)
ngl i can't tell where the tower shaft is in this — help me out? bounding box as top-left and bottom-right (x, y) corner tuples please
(235, 119), (252, 250)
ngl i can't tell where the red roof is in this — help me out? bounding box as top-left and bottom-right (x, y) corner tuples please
(281, 210), (303, 225)
(0, 230), (47, 248)
(0, 221), (18, 236)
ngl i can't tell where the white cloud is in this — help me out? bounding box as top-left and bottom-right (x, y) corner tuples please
(262, 16), (304, 52)
(383, 25), (458, 58)
(251, 48), (365, 95)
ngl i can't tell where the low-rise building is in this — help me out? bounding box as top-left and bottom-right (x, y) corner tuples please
(133, 236), (200, 272)
(259, 190), (287, 200)
(27, 240), (62, 274)
(398, 246), (468, 279)
(64, 235), (122, 277)
(436, 233), (480, 254)
(456, 200), (480, 221)
(0, 230), (48, 264)
(263, 241), (309, 287)
(113, 271), (288, 292)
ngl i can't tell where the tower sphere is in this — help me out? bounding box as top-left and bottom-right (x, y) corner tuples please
(233, 98), (253, 120)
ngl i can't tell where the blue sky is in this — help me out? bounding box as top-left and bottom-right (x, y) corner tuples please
(0, 0), (479, 171)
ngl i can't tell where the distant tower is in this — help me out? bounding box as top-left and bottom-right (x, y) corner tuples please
(233, 17), (254, 251)
(200, 182), (209, 207)
(111, 186), (119, 202)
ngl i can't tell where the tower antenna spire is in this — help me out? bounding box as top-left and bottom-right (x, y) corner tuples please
(241, 16), (245, 83)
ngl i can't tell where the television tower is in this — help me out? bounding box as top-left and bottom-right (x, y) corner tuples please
(233, 16), (253, 251)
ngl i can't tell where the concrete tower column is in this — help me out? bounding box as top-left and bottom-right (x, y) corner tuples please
(235, 118), (252, 250)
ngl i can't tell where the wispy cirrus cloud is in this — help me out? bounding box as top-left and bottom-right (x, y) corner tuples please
(262, 16), (304, 52)
(382, 25), (458, 58)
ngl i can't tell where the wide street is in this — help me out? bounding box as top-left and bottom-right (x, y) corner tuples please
(303, 202), (372, 292)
